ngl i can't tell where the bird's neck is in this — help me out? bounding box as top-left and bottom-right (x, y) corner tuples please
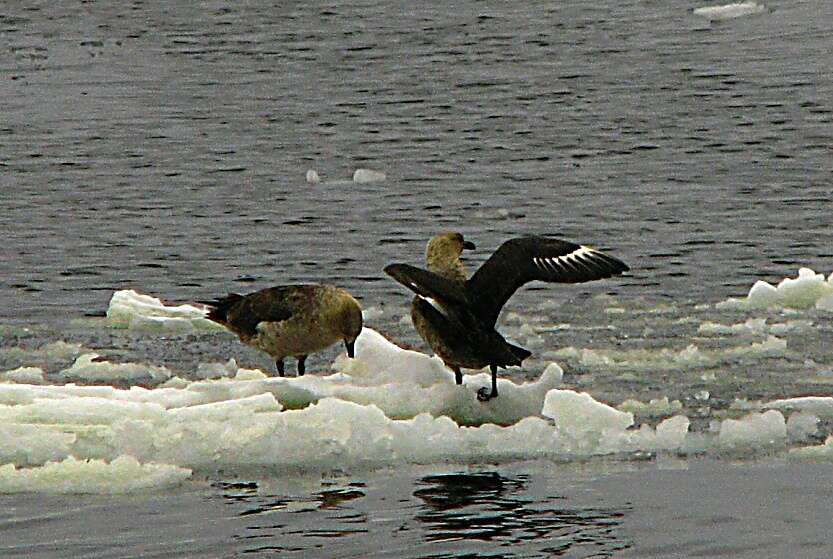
(427, 256), (468, 283)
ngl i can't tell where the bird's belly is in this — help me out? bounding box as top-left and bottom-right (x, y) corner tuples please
(251, 321), (340, 358)
(411, 299), (490, 369)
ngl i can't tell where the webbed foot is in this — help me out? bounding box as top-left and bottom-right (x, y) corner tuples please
(477, 387), (497, 401)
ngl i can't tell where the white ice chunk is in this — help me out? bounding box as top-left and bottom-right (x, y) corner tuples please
(169, 393), (282, 422)
(1, 366), (46, 384)
(786, 412), (819, 442)
(106, 290), (223, 332)
(717, 268), (833, 311)
(693, 2), (765, 21)
(305, 169), (321, 183)
(541, 363), (564, 385)
(618, 397), (683, 417)
(0, 396), (166, 425)
(352, 168), (387, 183)
(717, 410), (786, 450)
(547, 335), (785, 373)
(0, 456), (191, 494)
(655, 415), (690, 448)
(790, 435), (833, 462)
(0, 424), (76, 467)
(543, 390), (633, 444)
(765, 396), (833, 420)
(698, 317), (768, 336)
(59, 353), (172, 385)
(195, 358), (239, 380)
(332, 328), (452, 387)
(0, 341), (85, 368)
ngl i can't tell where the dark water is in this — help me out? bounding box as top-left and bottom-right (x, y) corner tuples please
(3, 1), (833, 557)
(4, 460), (833, 558)
(3, 0), (832, 323)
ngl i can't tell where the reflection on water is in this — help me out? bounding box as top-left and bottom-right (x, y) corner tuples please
(414, 472), (629, 557)
(217, 471), (630, 557)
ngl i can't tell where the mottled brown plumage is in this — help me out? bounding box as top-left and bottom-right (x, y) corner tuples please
(385, 232), (629, 400)
(203, 284), (363, 376)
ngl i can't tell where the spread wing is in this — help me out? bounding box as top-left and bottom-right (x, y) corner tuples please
(466, 236), (629, 327)
(384, 263), (485, 328)
(383, 264), (470, 306)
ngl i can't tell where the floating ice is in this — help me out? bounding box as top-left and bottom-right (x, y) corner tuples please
(0, 456), (191, 494)
(0, 341), (85, 370)
(305, 169), (321, 183)
(106, 290), (223, 332)
(765, 396), (833, 420)
(352, 168), (387, 183)
(618, 397), (683, 418)
(698, 317), (768, 336)
(718, 410), (786, 450)
(1, 366), (46, 385)
(693, 1), (765, 21)
(543, 390), (633, 444)
(547, 335), (786, 373)
(195, 358), (240, 380)
(716, 268), (833, 311)
(786, 413), (819, 442)
(790, 436), (833, 462)
(59, 353), (172, 386)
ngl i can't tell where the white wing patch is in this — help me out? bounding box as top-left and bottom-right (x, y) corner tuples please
(533, 246), (598, 274)
(418, 295), (449, 317)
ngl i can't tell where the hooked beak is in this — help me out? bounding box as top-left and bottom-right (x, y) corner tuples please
(345, 340), (356, 358)
(463, 240), (476, 250)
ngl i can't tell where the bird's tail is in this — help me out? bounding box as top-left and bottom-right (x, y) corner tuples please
(507, 342), (532, 365)
(199, 293), (243, 324)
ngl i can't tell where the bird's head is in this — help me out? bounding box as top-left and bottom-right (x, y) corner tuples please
(334, 292), (363, 358)
(426, 231), (475, 260)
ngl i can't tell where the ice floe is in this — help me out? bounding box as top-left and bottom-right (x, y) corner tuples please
(693, 1), (765, 21)
(717, 410), (786, 451)
(618, 397), (683, 418)
(1, 366), (46, 385)
(717, 268), (833, 311)
(106, 290), (222, 332)
(305, 169), (321, 183)
(59, 353), (173, 386)
(6, 281), (833, 493)
(0, 456), (191, 494)
(0, 341), (85, 370)
(765, 396), (833, 420)
(546, 335), (787, 372)
(352, 168), (387, 183)
(790, 436), (833, 462)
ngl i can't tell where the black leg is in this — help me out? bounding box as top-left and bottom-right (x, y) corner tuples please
(297, 355), (307, 376)
(276, 359), (285, 377)
(477, 364), (499, 401)
(452, 365), (463, 385)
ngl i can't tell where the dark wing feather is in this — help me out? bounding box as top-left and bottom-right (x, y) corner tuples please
(384, 264), (470, 306)
(204, 286), (304, 338)
(466, 236), (629, 326)
(384, 263), (484, 329)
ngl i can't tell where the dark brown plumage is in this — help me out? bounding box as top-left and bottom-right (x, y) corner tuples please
(202, 284), (363, 376)
(385, 232), (629, 400)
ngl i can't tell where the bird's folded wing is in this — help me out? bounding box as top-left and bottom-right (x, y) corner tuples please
(223, 288), (298, 337)
(467, 236), (629, 326)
